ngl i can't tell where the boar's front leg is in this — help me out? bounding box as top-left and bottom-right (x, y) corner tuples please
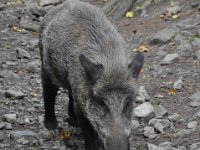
(67, 91), (78, 126)
(41, 68), (59, 130)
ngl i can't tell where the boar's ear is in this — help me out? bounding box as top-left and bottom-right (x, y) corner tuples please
(128, 53), (144, 79)
(79, 54), (103, 84)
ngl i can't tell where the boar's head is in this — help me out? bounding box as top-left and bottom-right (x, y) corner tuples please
(79, 53), (144, 150)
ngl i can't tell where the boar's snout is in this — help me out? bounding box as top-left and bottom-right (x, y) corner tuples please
(105, 126), (130, 150)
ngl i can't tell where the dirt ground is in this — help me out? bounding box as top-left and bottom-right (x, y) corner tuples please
(0, 0), (200, 149)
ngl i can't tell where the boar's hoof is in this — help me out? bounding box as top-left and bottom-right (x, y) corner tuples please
(44, 118), (58, 130)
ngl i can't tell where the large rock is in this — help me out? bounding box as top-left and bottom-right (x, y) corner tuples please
(133, 102), (154, 118)
(3, 114), (17, 123)
(149, 28), (177, 45)
(187, 121), (198, 129)
(5, 89), (25, 99)
(16, 47), (30, 59)
(161, 53), (179, 65)
(0, 70), (19, 83)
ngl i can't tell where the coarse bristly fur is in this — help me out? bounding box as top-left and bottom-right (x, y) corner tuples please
(39, 0), (144, 150)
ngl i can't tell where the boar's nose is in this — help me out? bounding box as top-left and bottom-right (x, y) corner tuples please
(106, 126), (130, 150)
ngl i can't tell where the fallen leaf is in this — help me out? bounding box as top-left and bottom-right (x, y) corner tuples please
(126, 11), (134, 18)
(60, 129), (71, 139)
(133, 45), (150, 53)
(168, 89), (177, 95)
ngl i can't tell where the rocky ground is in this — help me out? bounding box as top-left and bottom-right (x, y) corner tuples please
(0, 0), (200, 149)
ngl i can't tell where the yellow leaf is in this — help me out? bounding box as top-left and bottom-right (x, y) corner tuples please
(126, 11), (134, 18)
(60, 129), (71, 139)
(168, 89), (177, 95)
(139, 45), (150, 52)
(132, 45), (150, 52)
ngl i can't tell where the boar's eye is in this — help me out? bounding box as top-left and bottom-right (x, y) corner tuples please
(122, 95), (133, 119)
(91, 96), (110, 118)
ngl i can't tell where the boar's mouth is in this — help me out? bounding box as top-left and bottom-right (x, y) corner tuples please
(80, 116), (130, 150)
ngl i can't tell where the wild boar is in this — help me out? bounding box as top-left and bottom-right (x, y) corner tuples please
(39, 0), (144, 149)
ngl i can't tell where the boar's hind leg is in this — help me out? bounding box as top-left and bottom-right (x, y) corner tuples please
(41, 69), (59, 130)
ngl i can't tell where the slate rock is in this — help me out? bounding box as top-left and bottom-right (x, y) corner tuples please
(149, 119), (170, 128)
(168, 113), (181, 122)
(29, 38), (39, 50)
(144, 126), (156, 139)
(5, 123), (12, 130)
(134, 102), (154, 118)
(138, 86), (150, 100)
(173, 78), (183, 90)
(27, 61), (40, 73)
(149, 28), (177, 45)
(3, 114), (17, 123)
(16, 47), (30, 59)
(0, 122), (6, 130)
(174, 129), (195, 137)
(0, 70), (19, 82)
(155, 105), (168, 118)
(166, 6), (181, 14)
(161, 53), (179, 65)
(10, 130), (36, 139)
(187, 121), (198, 129)
(20, 18), (39, 32)
(5, 89), (25, 99)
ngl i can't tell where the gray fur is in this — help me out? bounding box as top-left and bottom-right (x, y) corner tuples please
(39, 0), (144, 149)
